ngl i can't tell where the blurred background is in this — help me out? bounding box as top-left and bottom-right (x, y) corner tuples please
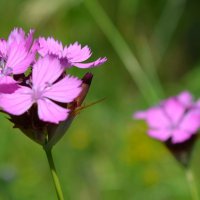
(0, 0), (200, 199)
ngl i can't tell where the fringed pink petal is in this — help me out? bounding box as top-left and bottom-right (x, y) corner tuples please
(43, 75), (82, 103)
(32, 56), (64, 89)
(0, 86), (33, 115)
(37, 98), (69, 124)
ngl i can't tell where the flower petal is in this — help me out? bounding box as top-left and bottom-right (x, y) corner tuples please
(145, 107), (170, 129)
(64, 42), (92, 62)
(133, 111), (147, 119)
(25, 29), (35, 49)
(0, 39), (7, 57)
(148, 129), (171, 141)
(72, 57), (107, 68)
(43, 75), (82, 103)
(2, 28), (36, 74)
(38, 39), (107, 68)
(163, 98), (185, 125)
(0, 86), (33, 115)
(6, 40), (34, 74)
(177, 91), (193, 107)
(7, 28), (25, 45)
(0, 76), (19, 93)
(179, 109), (200, 133)
(37, 98), (69, 124)
(32, 56), (64, 89)
(38, 37), (63, 57)
(171, 129), (191, 144)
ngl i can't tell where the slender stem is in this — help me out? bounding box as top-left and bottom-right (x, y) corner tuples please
(185, 168), (199, 200)
(136, 36), (165, 98)
(45, 149), (64, 200)
(153, 0), (187, 65)
(85, 0), (161, 104)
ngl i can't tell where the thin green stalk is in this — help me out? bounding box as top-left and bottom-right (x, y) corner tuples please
(45, 149), (64, 200)
(185, 168), (199, 200)
(84, 0), (161, 104)
(153, 0), (187, 64)
(136, 36), (165, 98)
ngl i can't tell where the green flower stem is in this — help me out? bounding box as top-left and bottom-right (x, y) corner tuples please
(45, 149), (64, 200)
(185, 168), (199, 200)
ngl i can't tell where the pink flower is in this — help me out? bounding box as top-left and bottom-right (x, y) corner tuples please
(133, 91), (200, 144)
(0, 55), (82, 124)
(0, 27), (106, 147)
(0, 28), (37, 75)
(38, 37), (107, 68)
(0, 28), (38, 92)
(7, 72), (93, 147)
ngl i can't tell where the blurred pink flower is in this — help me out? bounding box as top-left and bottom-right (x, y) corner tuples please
(0, 55), (82, 124)
(38, 37), (107, 68)
(133, 91), (200, 144)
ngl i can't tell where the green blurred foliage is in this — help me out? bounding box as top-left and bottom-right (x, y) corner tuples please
(0, 0), (200, 199)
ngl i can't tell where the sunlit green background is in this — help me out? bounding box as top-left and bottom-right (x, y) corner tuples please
(0, 0), (200, 199)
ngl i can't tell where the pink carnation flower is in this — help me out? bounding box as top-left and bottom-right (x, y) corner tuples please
(133, 91), (200, 144)
(0, 55), (82, 124)
(38, 37), (107, 68)
(0, 28), (38, 88)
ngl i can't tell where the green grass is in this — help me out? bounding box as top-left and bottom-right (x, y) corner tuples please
(0, 0), (200, 199)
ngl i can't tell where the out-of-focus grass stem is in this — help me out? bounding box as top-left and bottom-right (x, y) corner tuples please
(185, 168), (199, 200)
(153, 0), (187, 64)
(85, 0), (161, 104)
(136, 36), (165, 98)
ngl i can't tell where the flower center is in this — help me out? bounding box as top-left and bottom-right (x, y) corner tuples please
(32, 82), (52, 101)
(32, 87), (43, 101)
